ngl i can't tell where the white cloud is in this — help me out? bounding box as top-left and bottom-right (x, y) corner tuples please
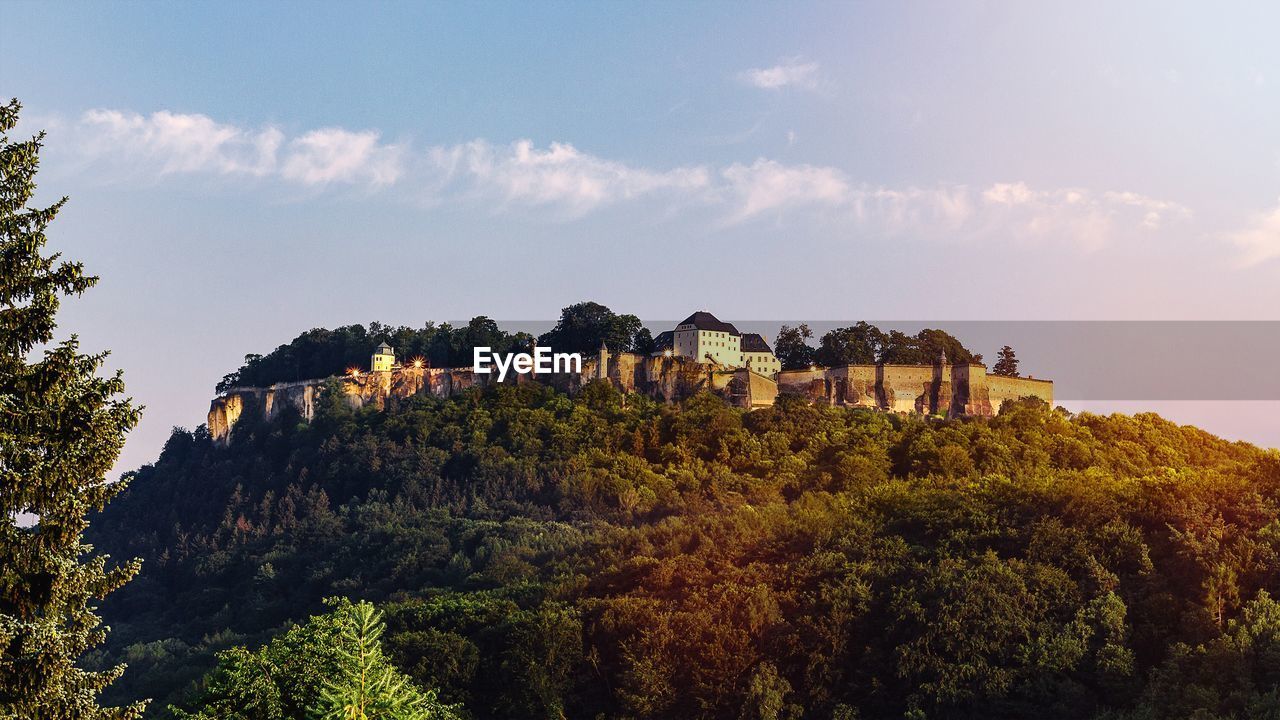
(75, 110), (401, 188)
(739, 59), (820, 90)
(430, 139), (710, 216)
(983, 181), (1038, 206)
(281, 128), (403, 186)
(978, 184), (1190, 251)
(81, 109), (281, 177)
(721, 159), (849, 220)
(1224, 198), (1280, 267)
(62, 108), (1193, 252)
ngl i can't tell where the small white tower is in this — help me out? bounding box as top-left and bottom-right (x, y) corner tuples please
(597, 341), (610, 381)
(371, 342), (395, 372)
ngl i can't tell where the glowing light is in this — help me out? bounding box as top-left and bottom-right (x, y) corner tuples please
(412, 358), (424, 369)
(663, 349), (673, 357)
(347, 367), (361, 378)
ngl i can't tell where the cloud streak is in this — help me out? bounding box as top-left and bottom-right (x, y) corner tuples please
(78, 110), (404, 187)
(739, 58), (821, 90)
(64, 108), (1194, 253)
(1224, 198), (1280, 267)
(428, 139), (710, 216)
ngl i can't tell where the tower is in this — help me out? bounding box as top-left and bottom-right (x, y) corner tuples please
(371, 341), (395, 372)
(597, 341), (610, 381)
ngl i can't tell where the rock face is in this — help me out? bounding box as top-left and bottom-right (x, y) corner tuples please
(207, 391), (244, 442)
(207, 354), (1053, 446)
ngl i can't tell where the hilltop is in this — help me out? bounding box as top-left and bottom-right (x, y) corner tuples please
(87, 356), (1280, 718)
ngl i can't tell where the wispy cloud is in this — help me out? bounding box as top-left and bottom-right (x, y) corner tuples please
(978, 181), (1190, 250)
(739, 58), (821, 91)
(720, 159), (849, 220)
(61, 108), (1193, 252)
(82, 109), (282, 177)
(280, 128), (403, 186)
(428, 139), (710, 216)
(1224, 198), (1280, 267)
(77, 110), (403, 188)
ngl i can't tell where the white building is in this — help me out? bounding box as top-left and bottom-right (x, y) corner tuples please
(653, 311), (780, 376)
(741, 333), (781, 376)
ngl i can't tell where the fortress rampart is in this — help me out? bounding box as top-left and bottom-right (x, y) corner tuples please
(208, 353), (1053, 446)
(775, 362), (1053, 417)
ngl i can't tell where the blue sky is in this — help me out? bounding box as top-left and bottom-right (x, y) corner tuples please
(5, 1), (1280, 471)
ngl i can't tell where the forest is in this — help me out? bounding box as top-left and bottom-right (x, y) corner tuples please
(87, 376), (1280, 719)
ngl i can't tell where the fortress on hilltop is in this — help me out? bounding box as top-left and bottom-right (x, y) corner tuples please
(208, 311), (1053, 445)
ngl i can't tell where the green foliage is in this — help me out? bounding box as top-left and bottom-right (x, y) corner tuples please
(773, 324), (816, 370)
(783, 323), (981, 369)
(217, 319), (532, 392)
(536, 301), (645, 355)
(814, 322), (884, 367)
(0, 98), (143, 718)
(993, 346), (1020, 377)
(173, 599), (457, 720)
(86, 364), (1280, 718)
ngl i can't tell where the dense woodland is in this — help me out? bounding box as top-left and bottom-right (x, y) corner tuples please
(88, 375), (1280, 719)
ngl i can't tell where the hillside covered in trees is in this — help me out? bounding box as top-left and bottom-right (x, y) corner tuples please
(87, 367), (1280, 718)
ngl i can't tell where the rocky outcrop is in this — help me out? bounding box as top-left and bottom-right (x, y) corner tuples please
(209, 364), (553, 446)
(207, 355), (1054, 447)
(207, 391), (244, 443)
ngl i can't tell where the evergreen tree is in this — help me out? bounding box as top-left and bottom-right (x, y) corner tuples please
(313, 601), (457, 720)
(992, 345), (1020, 376)
(175, 599), (458, 720)
(0, 99), (144, 718)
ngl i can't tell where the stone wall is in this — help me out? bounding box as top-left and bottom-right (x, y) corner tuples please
(985, 373), (1054, 412)
(725, 369), (779, 408)
(207, 355), (720, 446)
(207, 354), (1054, 446)
(776, 362), (1054, 418)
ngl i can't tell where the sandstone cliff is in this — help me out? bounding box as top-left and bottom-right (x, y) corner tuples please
(207, 354), (1053, 446)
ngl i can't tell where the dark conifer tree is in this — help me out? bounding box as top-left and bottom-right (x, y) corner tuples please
(992, 345), (1020, 376)
(0, 99), (144, 718)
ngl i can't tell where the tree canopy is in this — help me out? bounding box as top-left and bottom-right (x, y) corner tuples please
(174, 599), (458, 720)
(782, 323), (982, 369)
(0, 98), (143, 718)
(535, 301), (646, 355)
(993, 345), (1020, 377)
(85, 369), (1280, 719)
(217, 319), (532, 392)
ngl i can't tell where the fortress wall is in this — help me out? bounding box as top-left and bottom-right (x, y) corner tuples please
(642, 355), (717, 401)
(823, 366), (878, 408)
(207, 355), (1054, 447)
(744, 370), (779, 408)
(777, 368), (830, 402)
(948, 363), (993, 417)
(879, 365), (935, 413)
(985, 374), (1054, 413)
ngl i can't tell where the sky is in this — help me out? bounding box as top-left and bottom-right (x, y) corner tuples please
(4, 1), (1280, 474)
